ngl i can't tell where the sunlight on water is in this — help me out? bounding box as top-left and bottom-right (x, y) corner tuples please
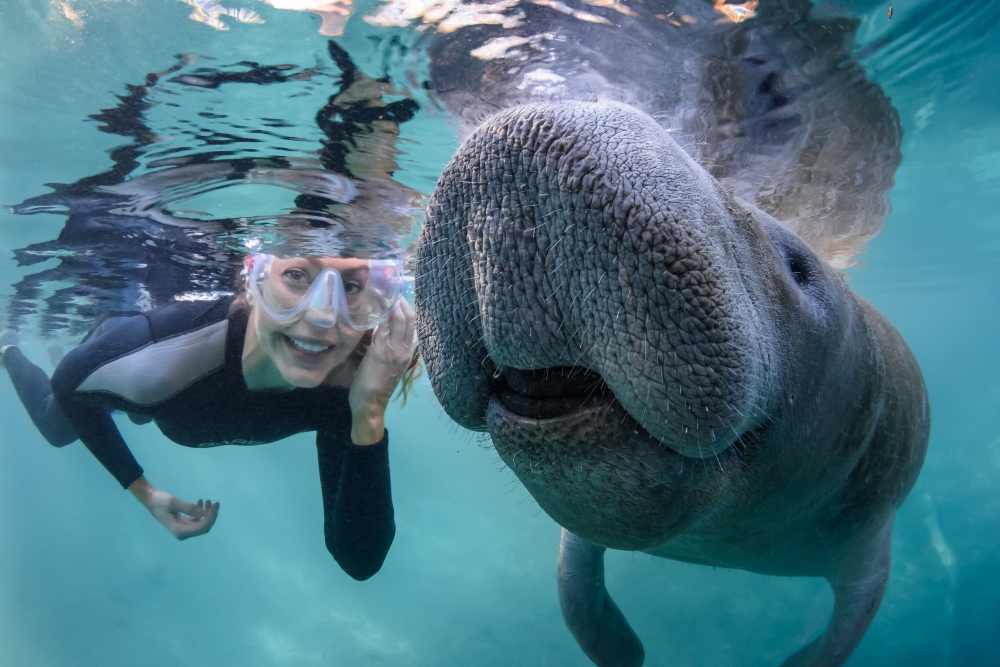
(1, 0), (998, 665)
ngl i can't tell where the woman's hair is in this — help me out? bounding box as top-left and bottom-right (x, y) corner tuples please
(395, 352), (424, 405)
(229, 292), (422, 403)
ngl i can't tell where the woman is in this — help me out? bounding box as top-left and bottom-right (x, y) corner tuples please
(0, 254), (417, 581)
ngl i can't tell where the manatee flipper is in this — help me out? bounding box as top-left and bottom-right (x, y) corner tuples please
(782, 516), (895, 667)
(558, 529), (644, 667)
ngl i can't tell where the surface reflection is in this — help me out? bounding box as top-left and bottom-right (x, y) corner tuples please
(7, 42), (422, 338)
(404, 0), (902, 268)
(159, 0), (902, 271)
(183, 0), (356, 35)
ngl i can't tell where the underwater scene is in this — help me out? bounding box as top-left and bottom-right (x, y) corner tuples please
(0, 0), (997, 665)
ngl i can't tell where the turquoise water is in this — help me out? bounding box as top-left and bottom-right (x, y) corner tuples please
(1, 0), (998, 664)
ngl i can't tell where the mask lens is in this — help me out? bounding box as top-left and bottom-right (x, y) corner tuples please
(267, 266), (314, 311)
(343, 260), (403, 329)
(253, 256), (310, 317)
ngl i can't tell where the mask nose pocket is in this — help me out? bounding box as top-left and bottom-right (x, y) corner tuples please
(303, 306), (338, 328)
(302, 272), (341, 328)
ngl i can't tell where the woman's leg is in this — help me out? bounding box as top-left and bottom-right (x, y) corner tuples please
(1, 344), (78, 447)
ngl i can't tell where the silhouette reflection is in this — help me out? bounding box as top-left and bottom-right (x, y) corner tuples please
(8, 41), (422, 338)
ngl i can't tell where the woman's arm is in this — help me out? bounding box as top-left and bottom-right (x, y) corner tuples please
(347, 298), (417, 445)
(317, 297), (415, 579)
(316, 430), (394, 580)
(49, 307), (225, 540)
(49, 315), (152, 489)
(52, 365), (221, 540)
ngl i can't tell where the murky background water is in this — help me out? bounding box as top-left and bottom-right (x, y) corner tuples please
(1, 0), (998, 664)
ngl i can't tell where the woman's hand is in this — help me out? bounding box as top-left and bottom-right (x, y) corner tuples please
(349, 297), (417, 444)
(128, 476), (220, 541)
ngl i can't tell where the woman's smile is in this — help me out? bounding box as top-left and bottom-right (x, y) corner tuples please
(281, 332), (335, 359)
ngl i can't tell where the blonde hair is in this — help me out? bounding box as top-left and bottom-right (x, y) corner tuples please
(396, 355), (423, 405)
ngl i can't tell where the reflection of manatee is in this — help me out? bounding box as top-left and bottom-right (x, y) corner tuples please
(416, 103), (929, 666)
(423, 0), (900, 269)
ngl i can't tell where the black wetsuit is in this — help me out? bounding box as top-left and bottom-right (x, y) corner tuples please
(2, 297), (394, 580)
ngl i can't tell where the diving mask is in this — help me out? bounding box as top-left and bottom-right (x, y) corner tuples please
(247, 254), (404, 330)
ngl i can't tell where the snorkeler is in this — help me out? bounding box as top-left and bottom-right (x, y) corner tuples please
(0, 254), (417, 581)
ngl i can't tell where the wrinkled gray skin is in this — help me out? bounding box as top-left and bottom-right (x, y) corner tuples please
(415, 102), (929, 666)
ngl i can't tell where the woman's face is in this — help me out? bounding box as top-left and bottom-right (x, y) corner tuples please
(247, 256), (370, 388)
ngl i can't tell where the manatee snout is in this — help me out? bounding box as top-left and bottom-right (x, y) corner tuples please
(419, 101), (776, 459)
(416, 102), (797, 546)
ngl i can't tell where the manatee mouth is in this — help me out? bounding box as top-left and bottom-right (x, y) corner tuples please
(489, 365), (766, 460)
(492, 366), (614, 420)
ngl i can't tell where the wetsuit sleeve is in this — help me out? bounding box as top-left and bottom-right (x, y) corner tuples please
(50, 315), (154, 489)
(316, 429), (395, 580)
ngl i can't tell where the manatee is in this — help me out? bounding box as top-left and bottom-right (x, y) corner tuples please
(415, 101), (929, 666)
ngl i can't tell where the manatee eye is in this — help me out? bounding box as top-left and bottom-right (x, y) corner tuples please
(777, 241), (817, 291)
(762, 218), (829, 309)
(785, 249), (810, 288)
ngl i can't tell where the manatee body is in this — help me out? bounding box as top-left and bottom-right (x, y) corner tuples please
(415, 102), (929, 666)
